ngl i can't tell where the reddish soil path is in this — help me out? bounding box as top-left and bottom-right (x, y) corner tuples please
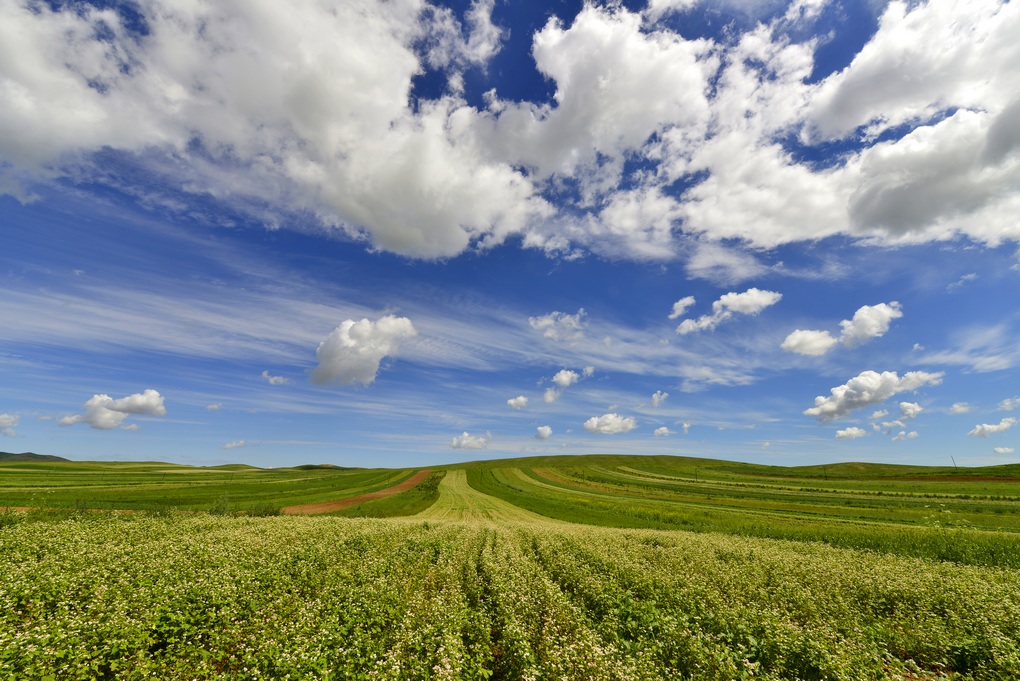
(281, 469), (432, 515)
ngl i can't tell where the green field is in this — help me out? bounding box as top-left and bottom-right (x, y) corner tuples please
(2, 453), (1020, 679)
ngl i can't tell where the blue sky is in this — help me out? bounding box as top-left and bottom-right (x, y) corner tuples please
(2, 0), (1019, 467)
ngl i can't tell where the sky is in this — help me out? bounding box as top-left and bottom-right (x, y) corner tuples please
(2, 0), (1020, 468)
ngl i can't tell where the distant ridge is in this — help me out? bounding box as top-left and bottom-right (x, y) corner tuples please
(0, 451), (69, 463)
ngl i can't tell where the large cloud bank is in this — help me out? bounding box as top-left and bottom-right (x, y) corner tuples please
(3, 0), (1020, 260)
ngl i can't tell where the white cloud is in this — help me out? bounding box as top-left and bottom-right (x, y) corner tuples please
(950, 402), (972, 414)
(653, 426), (673, 436)
(222, 440), (246, 449)
(59, 389), (167, 430)
(781, 329), (838, 356)
(552, 369), (581, 388)
(668, 296), (696, 320)
(871, 409), (889, 420)
(947, 273), (977, 292)
(782, 302), (903, 356)
(261, 371), (292, 386)
(206, 403), (222, 411)
(0, 413), (18, 437)
(999, 397), (1019, 411)
(968, 417), (1017, 438)
(899, 402), (923, 420)
(451, 431), (490, 449)
(994, 447), (1015, 454)
(651, 390), (669, 407)
(543, 387), (561, 404)
(584, 413), (637, 434)
(804, 370), (944, 422)
(583, 366), (595, 377)
(507, 395), (528, 410)
(835, 426), (867, 440)
(676, 288), (782, 335)
(535, 425), (552, 440)
(761, 441), (770, 449)
(838, 302), (903, 348)
(529, 309), (587, 341)
(892, 430), (918, 442)
(681, 422), (691, 435)
(310, 315), (417, 386)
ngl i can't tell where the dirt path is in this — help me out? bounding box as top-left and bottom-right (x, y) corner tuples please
(280, 469), (432, 515)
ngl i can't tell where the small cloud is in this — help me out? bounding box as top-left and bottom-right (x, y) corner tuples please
(552, 369), (580, 388)
(206, 403), (222, 411)
(761, 441), (771, 449)
(507, 395), (528, 410)
(891, 430), (919, 442)
(994, 447), (1015, 454)
(0, 413), (19, 437)
(946, 273), (977, 292)
(681, 422), (691, 435)
(782, 302), (902, 356)
(222, 440), (246, 449)
(871, 409), (889, 420)
(667, 296), (696, 320)
(654, 426), (673, 436)
(804, 370), (943, 422)
(310, 315), (417, 386)
(950, 402), (972, 414)
(543, 387), (561, 403)
(529, 309), (587, 342)
(677, 288), (782, 335)
(536, 425), (552, 440)
(999, 397), (1019, 411)
(451, 431), (490, 449)
(582, 366), (595, 378)
(835, 427), (867, 440)
(60, 389), (167, 430)
(261, 370), (292, 385)
(651, 390), (668, 407)
(899, 402), (923, 420)
(584, 413), (637, 434)
(968, 417), (1017, 438)
(912, 343), (925, 351)
(120, 424), (140, 431)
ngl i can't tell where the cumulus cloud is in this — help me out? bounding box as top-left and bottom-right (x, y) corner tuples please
(222, 440), (246, 449)
(261, 371), (291, 385)
(782, 302), (903, 356)
(451, 431), (490, 449)
(676, 288), (782, 335)
(543, 387), (561, 404)
(310, 315), (417, 386)
(681, 422), (691, 435)
(59, 389), (167, 430)
(535, 425), (552, 440)
(507, 395), (528, 410)
(552, 369), (580, 388)
(968, 417), (1017, 438)
(950, 402), (972, 414)
(653, 426), (673, 436)
(804, 370), (944, 422)
(835, 426), (867, 440)
(584, 413), (637, 434)
(668, 296), (696, 320)
(529, 309), (587, 341)
(892, 431), (918, 442)
(206, 403), (222, 411)
(871, 409), (889, 420)
(780, 329), (838, 356)
(1000, 397), (1019, 411)
(994, 447), (1015, 454)
(0, 413), (18, 437)
(651, 390), (668, 407)
(899, 402), (923, 420)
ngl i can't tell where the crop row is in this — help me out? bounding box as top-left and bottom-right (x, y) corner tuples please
(2, 513), (1019, 679)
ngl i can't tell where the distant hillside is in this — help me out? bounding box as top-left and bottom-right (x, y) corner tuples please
(0, 451), (69, 463)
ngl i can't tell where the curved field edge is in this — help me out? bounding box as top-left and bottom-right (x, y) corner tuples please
(2, 513), (1018, 680)
(282, 470), (433, 515)
(466, 467), (1020, 569)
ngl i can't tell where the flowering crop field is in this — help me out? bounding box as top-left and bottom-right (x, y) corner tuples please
(2, 461), (1020, 679)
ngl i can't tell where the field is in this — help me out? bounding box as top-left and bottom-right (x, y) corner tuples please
(2, 454), (1020, 679)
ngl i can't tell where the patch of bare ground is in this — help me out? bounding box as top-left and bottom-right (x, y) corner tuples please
(280, 470), (432, 515)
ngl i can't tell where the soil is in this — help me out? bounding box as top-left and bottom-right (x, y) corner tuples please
(280, 469), (433, 515)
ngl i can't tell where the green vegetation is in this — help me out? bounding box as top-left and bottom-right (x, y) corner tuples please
(331, 471), (447, 518)
(2, 453), (1020, 678)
